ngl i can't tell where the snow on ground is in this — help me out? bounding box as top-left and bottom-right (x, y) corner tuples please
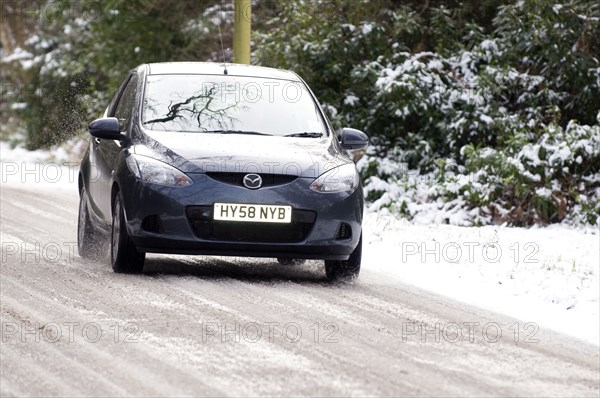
(0, 140), (81, 193)
(2, 140), (599, 345)
(362, 211), (600, 346)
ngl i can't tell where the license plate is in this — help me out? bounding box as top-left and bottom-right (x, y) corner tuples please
(213, 203), (292, 223)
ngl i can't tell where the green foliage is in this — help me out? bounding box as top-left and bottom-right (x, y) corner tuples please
(461, 119), (600, 225)
(1, 0), (224, 148)
(253, 0), (600, 226)
(495, 0), (600, 125)
(2, 0), (599, 226)
(361, 116), (600, 226)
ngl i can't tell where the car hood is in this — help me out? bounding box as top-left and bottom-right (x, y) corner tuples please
(134, 130), (348, 178)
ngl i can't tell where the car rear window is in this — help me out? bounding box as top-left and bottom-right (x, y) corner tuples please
(142, 74), (328, 137)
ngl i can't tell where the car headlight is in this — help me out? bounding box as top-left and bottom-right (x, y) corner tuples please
(310, 163), (359, 193)
(126, 154), (192, 187)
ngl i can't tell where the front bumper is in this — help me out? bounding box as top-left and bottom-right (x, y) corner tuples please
(119, 173), (363, 260)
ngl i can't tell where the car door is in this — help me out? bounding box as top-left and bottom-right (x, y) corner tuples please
(91, 73), (139, 222)
(87, 81), (124, 224)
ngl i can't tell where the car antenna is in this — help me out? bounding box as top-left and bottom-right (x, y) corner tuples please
(218, 23), (228, 75)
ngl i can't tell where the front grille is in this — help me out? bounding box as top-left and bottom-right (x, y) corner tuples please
(186, 206), (316, 243)
(205, 172), (297, 188)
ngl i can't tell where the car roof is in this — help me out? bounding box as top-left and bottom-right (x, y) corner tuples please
(145, 62), (300, 81)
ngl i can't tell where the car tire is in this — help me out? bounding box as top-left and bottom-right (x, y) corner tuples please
(77, 186), (104, 260)
(277, 258), (306, 266)
(111, 193), (145, 273)
(324, 234), (362, 282)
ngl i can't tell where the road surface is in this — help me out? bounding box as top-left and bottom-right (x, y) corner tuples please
(1, 183), (599, 397)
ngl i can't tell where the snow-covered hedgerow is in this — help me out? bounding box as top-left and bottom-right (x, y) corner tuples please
(255, 0), (600, 227)
(355, 32), (599, 227)
(359, 118), (600, 227)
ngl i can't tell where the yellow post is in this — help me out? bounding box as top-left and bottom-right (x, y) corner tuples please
(233, 0), (251, 64)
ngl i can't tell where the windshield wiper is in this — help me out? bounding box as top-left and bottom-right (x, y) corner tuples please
(205, 130), (273, 136)
(284, 132), (324, 138)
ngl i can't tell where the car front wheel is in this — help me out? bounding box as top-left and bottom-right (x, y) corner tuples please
(111, 193), (145, 273)
(324, 234), (362, 282)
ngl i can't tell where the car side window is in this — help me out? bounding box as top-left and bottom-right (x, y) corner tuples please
(112, 74), (139, 131)
(105, 78), (128, 117)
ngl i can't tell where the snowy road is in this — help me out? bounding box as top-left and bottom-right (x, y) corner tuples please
(1, 182), (599, 397)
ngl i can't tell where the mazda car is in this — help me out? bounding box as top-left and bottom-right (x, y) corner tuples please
(77, 62), (368, 281)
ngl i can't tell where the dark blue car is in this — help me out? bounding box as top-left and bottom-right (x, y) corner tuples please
(78, 62), (368, 281)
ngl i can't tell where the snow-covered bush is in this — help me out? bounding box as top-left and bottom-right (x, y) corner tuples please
(494, 0), (600, 126)
(255, 0), (600, 226)
(3, 0), (598, 226)
(360, 118), (600, 226)
(463, 118), (600, 225)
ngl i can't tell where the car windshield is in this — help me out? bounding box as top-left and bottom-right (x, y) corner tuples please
(142, 74), (327, 137)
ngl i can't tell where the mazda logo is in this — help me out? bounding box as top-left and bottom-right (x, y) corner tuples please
(243, 174), (263, 189)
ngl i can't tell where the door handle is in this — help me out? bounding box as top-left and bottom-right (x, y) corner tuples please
(94, 137), (101, 145)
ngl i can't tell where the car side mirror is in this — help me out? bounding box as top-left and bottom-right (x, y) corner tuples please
(340, 128), (369, 150)
(88, 117), (126, 140)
